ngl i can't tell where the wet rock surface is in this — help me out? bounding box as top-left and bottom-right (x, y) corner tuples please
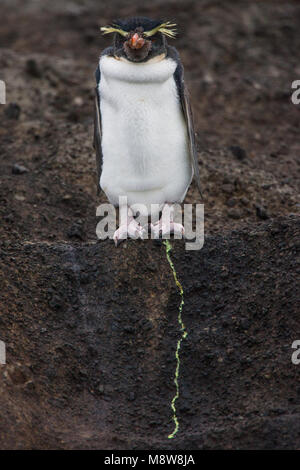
(0, 217), (299, 449)
(0, 0), (299, 449)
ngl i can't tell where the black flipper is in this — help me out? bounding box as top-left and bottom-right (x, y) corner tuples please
(167, 46), (202, 198)
(94, 76), (102, 195)
(93, 48), (114, 195)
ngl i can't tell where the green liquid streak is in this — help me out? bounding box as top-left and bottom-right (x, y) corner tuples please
(164, 240), (187, 439)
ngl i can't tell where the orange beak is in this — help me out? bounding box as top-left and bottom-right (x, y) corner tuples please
(129, 33), (145, 49)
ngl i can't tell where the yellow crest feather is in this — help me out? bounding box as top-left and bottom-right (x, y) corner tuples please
(144, 21), (177, 39)
(100, 25), (128, 37)
(101, 21), (177, 39)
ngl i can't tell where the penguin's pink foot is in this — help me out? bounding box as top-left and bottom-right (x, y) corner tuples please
(113, 218), (146, 246)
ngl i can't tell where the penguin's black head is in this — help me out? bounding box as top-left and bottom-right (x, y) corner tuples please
(101, 17), (176, 63)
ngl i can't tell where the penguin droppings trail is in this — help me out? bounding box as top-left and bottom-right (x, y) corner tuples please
(164, 240), (187, 439)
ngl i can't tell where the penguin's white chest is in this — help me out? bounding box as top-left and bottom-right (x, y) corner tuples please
(99, 56), (192, 208)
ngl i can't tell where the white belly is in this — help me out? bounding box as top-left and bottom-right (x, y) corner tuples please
(99, 55), (192, 210)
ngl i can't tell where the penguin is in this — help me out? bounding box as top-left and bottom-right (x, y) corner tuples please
(94, 17), (201, 245)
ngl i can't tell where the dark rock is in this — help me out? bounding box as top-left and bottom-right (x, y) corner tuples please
(12, 164), (29, 175)
(147, 265), (157, 272)
(123, 325), (135, 333)
(256, 205), (270, 220)
(222, 176), (232, 184)
(49, 295), (63, 310)
(25, 58), (42, 78)
(226, 198), (237, 207)
(240, 197), (250, 206)
(222, 183), (235, 195)
(4, 214), (14, 222)
(67, 220), (85, 240)
(228, 208), (243, 219)
(5, 103), (21, 120)
(80, 272), (90, 284)
(229, 145), (247, 160)
(67, 110), (80, 123)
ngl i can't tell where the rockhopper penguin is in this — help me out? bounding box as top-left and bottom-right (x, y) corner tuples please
(94, 17), (201, 245)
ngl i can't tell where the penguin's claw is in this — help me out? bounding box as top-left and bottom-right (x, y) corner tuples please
(113, 220), (146, 246)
